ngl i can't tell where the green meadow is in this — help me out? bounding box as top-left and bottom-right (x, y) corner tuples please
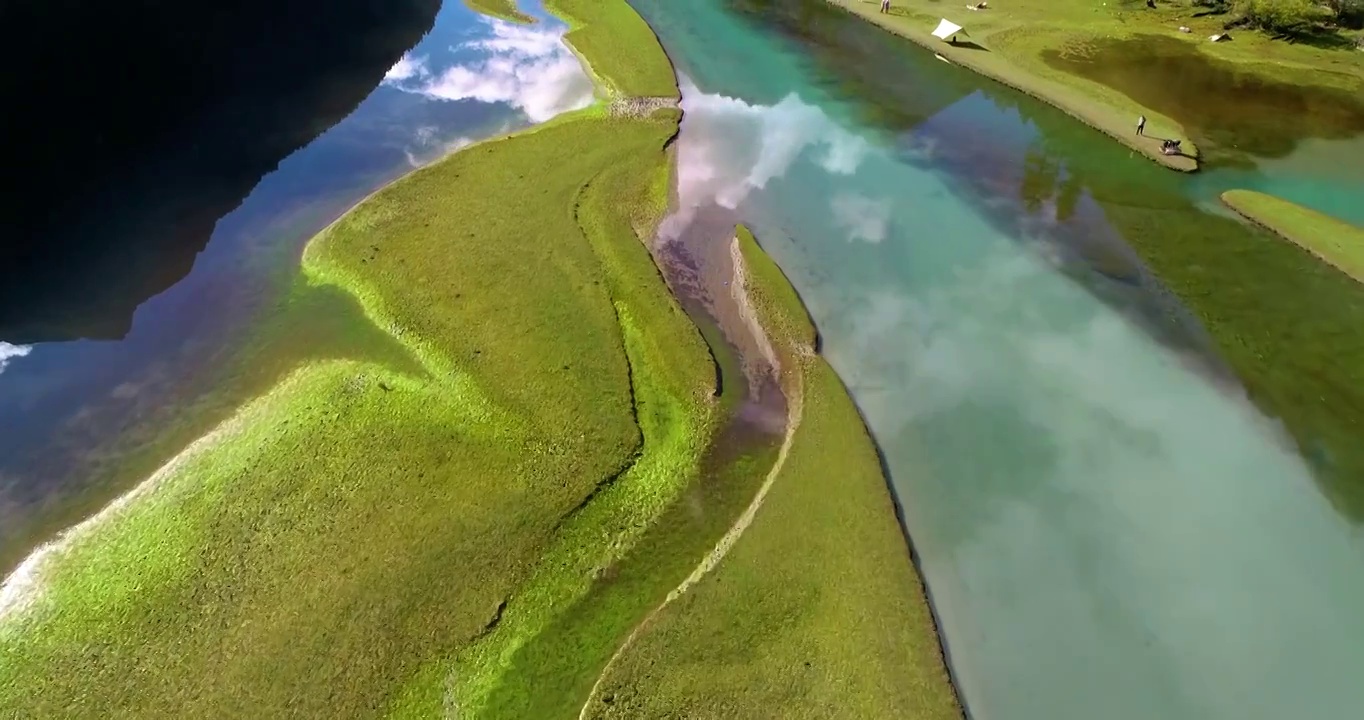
(0, 1), (961, 718)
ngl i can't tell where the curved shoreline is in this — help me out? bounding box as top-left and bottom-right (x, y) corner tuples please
(823, 0), (1200, 172)
(1221, 189), (1364, 286)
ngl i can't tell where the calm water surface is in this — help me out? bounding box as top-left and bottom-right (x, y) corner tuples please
(0, 0), (593, 568)
(631, 0), (1364, 717)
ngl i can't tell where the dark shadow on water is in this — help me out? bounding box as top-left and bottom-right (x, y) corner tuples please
(0, 0), (441, 343)
(1040, 34), (1364, 165)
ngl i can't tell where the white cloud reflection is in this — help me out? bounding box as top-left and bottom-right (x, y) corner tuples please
(383, 20), (594, 123)
(0, 342), (32, 376)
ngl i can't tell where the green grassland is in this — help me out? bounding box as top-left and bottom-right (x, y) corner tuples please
(0, 0), (717, 714)
(1222, 189), (1364, 284)
(583, 228), (961, 720)
(830, 0), (1364, 171)
(547, 0), (680, 98)
(0, 110), (717, 719)
(0, 2), (964, 718)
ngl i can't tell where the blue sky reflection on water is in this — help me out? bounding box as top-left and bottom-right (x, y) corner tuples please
(671, 70), (1364, 720)
(634, 0), (1364, 714)
(0, 2), (593, 534)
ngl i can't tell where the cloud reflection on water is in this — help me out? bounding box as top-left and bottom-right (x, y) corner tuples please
(664, 79), (1364, 720)
(0, 343), (32, 376)
(384, 19), (594, 123)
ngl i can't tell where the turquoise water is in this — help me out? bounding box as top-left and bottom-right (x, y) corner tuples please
(632, 0), (1364, 717)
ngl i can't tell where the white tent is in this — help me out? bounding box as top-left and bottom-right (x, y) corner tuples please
(932, 19), (964, 41)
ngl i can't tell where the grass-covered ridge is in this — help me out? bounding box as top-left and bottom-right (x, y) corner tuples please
(464, 0), (534, 25)
(1221, 190), (1364, 284)
(0, 1), (719, 715)
(583, 227), (962, 720)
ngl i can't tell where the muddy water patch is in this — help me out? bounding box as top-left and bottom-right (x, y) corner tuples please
(1042, 34), (1364, 165)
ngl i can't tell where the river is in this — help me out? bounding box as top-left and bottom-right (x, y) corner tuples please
(631, 0), (1364, 718)
(3, 0), (1364, 717)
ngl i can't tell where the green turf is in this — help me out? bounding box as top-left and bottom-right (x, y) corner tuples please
(464, 0), (534, 24)
(1221, 190), (1364, 284)
(546, 0), (680, 98)
(0, 87), (714, 720)
(829, 0), (1364, 171)
(584, 228), (962, 720)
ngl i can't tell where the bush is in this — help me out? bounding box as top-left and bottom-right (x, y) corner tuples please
(1233, 0), (1327, 33)
(1332, 0), (1364, 28)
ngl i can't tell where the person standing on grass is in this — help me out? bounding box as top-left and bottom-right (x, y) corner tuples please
(1137, 114), (1147, 136)
(880, 0), (891, 13)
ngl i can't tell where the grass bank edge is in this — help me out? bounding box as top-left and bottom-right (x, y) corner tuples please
(1221, 189), (1364, 285)
(544, 0), (680, 99)
(824, 0), (1212, 171)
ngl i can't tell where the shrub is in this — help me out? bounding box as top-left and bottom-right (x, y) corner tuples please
(1233, 0), (1327, 33)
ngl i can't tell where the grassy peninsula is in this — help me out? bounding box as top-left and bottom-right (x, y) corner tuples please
(581, 228), (961, 720)
(831, 0), (1364, 171)
(1222, 189), (1364, 283)
(0, 1), (958, 718)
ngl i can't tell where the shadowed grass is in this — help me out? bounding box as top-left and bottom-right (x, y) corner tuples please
(585, 228), (961, 720)
(464, 0), (535, 24)
(1222, 189), (1364, 284)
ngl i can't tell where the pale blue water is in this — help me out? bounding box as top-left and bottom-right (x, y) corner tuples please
(632, 0), (1364, 717)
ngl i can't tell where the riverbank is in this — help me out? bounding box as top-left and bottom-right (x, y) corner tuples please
(583, 228), (961, 720)
(828, 0), (1363, 172)
(1222, 189), (1364, 284)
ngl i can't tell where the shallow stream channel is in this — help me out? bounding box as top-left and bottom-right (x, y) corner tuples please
(2, 0), (1364, 718)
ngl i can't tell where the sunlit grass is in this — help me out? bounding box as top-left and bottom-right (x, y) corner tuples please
(547, 0), (680, 98)
(829, 0), (1362, 171)
(0, 98), (712, 720)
